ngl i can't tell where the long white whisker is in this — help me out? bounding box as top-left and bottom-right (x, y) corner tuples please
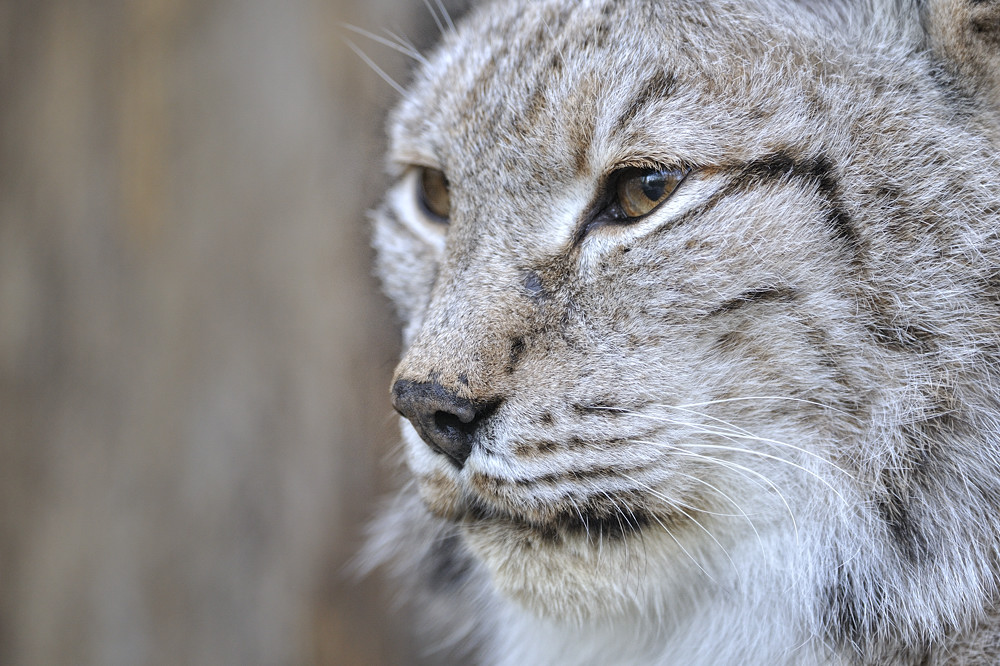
(673, 395), (854, 418)
(658, 404), (757, 437)
(345, 39), (406, 96)
(540, 17), (566, 70)
(618, 473), (742, 582)
(649, 510), (717, 583)
(433, 0), (456, 33)
(601, 490), (631, 566)
(615, 408), (852, 479)
(383, 29), (426, 63)
(702, 428), (852, 480)
(341, 24), (429, 64)
(422, 0), (446, 34)
(670, 470), (768, 558)
(643, 436), (849, 507)
(588, 406), (745, 436)
(610, 491), (649, 593)
(619, 472), (744, 518)
(672, 502), (743, 585)
(654, 444), (800, 543)
(566, 494), (590, 543)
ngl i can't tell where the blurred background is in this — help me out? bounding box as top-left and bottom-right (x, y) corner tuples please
(0, 0), (468, 663)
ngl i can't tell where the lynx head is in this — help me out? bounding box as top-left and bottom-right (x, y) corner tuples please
(371, 0), (1000, 657)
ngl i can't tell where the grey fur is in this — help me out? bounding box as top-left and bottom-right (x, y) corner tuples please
(366, 0), (1000, 663)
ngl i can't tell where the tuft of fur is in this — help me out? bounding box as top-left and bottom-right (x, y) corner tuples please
(366, 0), (1000, 663)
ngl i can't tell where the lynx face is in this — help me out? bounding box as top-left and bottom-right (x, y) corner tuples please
(371, 0), (1000, 658)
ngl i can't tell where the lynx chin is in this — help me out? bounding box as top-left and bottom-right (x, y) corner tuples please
(362, 0), (1000, 663)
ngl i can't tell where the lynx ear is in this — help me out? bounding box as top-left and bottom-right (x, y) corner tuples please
(922, 0), (1000, 111)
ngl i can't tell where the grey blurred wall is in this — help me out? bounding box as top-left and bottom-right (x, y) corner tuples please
(0, 0), (463, 663)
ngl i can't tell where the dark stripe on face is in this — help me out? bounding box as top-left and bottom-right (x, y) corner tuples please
(575, 150), (859, 268)
(876, 417), (948, 563)
(465, 488), (656, 540)
(562, 504), (651, 540)
(822, 567), (867, 652)
(866, 322), (935, 351)
(864, 293), (937, 353)
(512, 462), (643, 486)
(739, 152), (862, 260)
(612, 70), (678, 134)
(710, 286), (799, 315)
(506, 336), (526, 374)
(571, 401), (631, 416)
(822, 564), (935, 661)
(875, 484), (928, 564)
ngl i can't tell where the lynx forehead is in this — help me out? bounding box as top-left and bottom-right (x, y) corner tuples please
(367, 0), (1000, 663)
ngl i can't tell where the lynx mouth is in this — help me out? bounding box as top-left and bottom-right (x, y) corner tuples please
(418, 458), (692, 543)
(460, 493), (658, 542)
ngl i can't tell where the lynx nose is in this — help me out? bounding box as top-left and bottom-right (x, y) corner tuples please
(391, 379), (494, 467)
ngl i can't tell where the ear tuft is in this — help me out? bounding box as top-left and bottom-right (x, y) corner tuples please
(923, 0), (1000, 112)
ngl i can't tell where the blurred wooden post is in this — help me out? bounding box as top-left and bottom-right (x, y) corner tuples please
(0, 0), (465, 664)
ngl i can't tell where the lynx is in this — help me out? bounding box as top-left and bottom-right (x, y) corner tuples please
(365, 0), (1000, 663)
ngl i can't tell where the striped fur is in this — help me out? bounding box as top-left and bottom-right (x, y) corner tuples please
(366, 0), (1000, 663)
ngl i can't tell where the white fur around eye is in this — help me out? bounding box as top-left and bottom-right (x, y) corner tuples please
(388, 169), (448, 253)
(581, 173), (723, 259)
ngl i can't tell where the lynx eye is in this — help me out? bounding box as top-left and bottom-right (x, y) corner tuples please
(417, 167), (451, 221)
(615, 167), (687, 218)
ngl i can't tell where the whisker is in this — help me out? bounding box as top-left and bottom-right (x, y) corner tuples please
(599, 489), (631, 565)
(657, 404), (756, 437)
(619, 470), (744, 584)
(433, 0), (457, 33)
(566, 494), (590, 543)
(652, 443), (801, 543)
(618, 409), (852, 479)
(669, 471), (768, 559)
(673, 395), (854, 418)
(422, 0), (447, 35)
(645, 436), (849, 507)
(671, 501), (743, 585)
(702, 428), (852, 480)
(649, 510), (717, 584)
(382, 29), (425, 62)
(618, 472), (740, 518)
(600, 490), (648, 602)
(345, 39), (407, 96)
(540, 17), (567, 70)
(341, 23), (429, 64)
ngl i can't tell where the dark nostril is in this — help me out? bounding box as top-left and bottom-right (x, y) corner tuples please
(391, 379), (499, 468)
(433, 410), (475, 441)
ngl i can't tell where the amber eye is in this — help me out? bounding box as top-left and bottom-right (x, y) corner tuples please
(417, 167), (451, 221)
(615, 167), (687, 218)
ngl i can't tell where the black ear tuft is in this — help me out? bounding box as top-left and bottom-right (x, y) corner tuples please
(923, 0), (1000, 114)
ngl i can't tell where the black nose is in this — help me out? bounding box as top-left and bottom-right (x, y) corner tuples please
(391, 379), (496, 467)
